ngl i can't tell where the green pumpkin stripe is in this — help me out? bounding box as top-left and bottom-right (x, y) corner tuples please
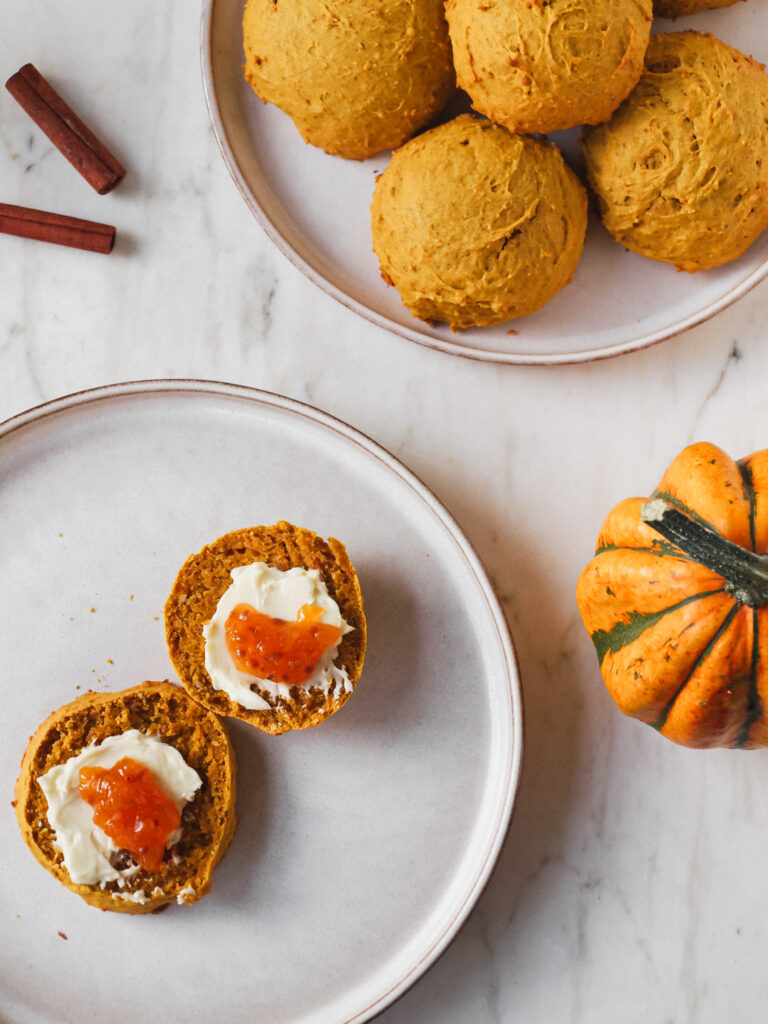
(735, 608), (761, 749)
(591, 588), (725, 666)
(651, 490), (722, 535)
(651, 602), (740, 734)
(737, 459), (757, 553)
(594, 541), (687, 558)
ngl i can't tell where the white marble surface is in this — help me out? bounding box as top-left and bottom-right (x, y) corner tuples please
(3, 2), (768, 1022)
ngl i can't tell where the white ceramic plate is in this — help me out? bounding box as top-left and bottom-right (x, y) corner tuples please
(201, 1), (768, 364)
(0, 380), (522, 1024)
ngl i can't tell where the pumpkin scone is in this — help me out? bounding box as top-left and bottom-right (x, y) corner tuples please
(445, 0), (652, 134)
(165, 523), (366, 735)
(371, 115), (587, 329)
(15, 682), (236, 913)
(654, 0), (743, 18)
(242, 0), (455, 160)
(583, 32), (768, 272)
(576, 442), (768, 749)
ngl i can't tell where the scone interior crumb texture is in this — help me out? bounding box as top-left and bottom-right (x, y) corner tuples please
(371, 115), (588, 329)
(165, 523), (366, 736)
(242, 0), (455, 160)
(15, 682), (237, 914)
(445, 0), (653, 134)
(583, 31), (768, 272)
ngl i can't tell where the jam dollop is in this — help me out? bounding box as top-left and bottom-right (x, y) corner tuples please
(225, 602), (341, 685)
(78, 757), (180, 871)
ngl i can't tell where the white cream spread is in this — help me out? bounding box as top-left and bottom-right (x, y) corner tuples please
(114, 885), (164, 905)
(203, 562), (353, 711)
(37, 729), (202, 887)
(114, 889), (149, 905)
(177, 885), (197, 904)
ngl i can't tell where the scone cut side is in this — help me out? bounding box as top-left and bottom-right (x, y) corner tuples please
(14, 681), (237, 914)
(165, 522), (366, 735)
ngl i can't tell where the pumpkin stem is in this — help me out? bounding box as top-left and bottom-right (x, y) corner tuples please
(641, 500), (768, 608)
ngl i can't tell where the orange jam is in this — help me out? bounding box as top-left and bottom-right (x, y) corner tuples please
(225, 602), (341, 685)
(78, 757), (180, 872)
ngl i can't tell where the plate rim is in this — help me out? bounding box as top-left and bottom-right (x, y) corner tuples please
(0, 378), (525, 1024)
(199, 0), (768, 367)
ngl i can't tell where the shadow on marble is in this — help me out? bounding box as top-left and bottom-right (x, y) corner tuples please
(112, 228), (138, 257)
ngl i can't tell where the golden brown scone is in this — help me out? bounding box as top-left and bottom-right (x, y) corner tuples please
(242, 0), (455, 160)
(14, 682), (236, 914)
(583, 32), (768, 272)
(445, 0), (652, 135)
(165, 523), (366, 735)
(371, 115), (588, 329)
(654, 0), (742, 18)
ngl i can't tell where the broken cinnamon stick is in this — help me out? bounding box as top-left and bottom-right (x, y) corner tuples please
(0, 203), (115, 254)
(5, 64), (126, 194)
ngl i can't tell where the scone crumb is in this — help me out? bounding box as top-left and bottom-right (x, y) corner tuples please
(164, 522), (366, 735)
(15, 682), (236, 915)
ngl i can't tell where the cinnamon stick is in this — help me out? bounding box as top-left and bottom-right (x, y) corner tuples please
(0, 203), (115, 254)
(5, 64), (126, 194)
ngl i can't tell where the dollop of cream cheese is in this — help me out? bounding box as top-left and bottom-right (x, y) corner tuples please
(37, 729), (202, 887)
(203, 562), (353, 711)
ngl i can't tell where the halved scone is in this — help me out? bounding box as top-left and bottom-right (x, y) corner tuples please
(15, 681), (236, 914)
(164, 522), (366, 735)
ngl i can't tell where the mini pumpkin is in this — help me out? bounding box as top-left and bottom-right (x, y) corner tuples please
(576, 442), (768, 748)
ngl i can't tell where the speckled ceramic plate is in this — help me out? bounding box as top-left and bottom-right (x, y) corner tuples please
(201, 1), (768, 364)
(0, 381), (522, 1024)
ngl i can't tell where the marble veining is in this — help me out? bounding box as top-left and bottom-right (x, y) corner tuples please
(3, 1), (768, 1022)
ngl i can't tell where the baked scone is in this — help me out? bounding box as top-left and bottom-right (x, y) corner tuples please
(14, 682), (236, 914)
(654, 0), (743, 18)
(371, 115), (588, 329)
(445, 0), (652, 134)
(165, 523), (366, 735)
(242, 0), (455, 160)
(583, 32), (768, 272)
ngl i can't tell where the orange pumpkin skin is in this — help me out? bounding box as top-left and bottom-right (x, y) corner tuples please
(576, 442), (768, 748)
